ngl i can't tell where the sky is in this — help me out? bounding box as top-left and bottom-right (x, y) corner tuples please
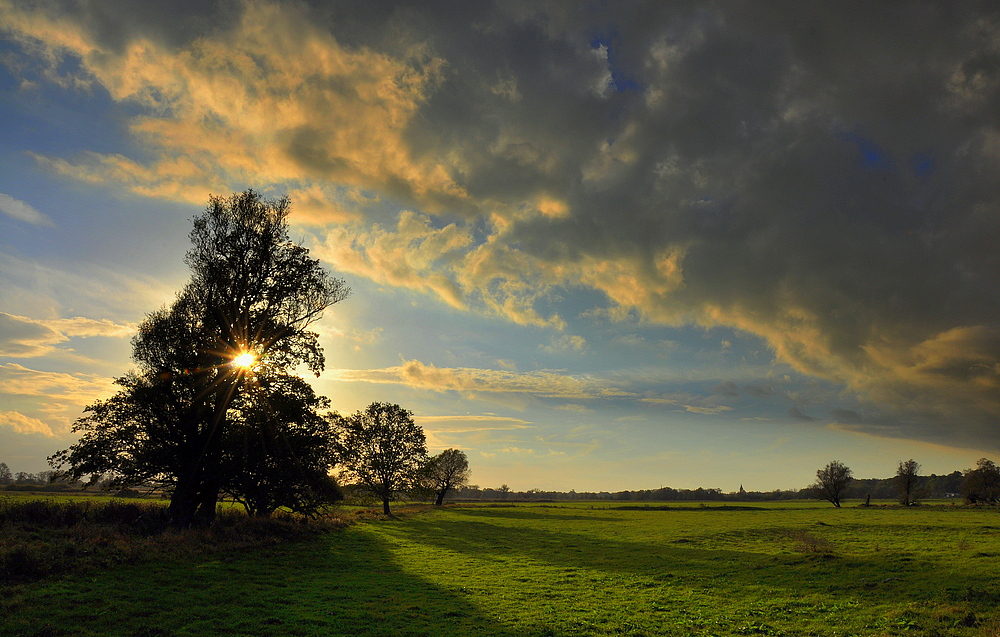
(2, 1), (999, 492)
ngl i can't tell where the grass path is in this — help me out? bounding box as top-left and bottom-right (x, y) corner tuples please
(4, 503), (1000, 636)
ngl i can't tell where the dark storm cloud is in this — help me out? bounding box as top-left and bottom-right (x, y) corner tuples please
(387, 1), (1000, 447)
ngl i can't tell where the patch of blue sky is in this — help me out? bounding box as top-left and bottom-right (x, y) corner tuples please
(909, 152), (934, 179)
(0, 43), (145, 162)
(1, 179), (195, 274)
(837, 131), (896, 173)
(588, 32), (644, 94)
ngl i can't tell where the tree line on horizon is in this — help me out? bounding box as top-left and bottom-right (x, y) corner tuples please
(4, 454), (998, 506)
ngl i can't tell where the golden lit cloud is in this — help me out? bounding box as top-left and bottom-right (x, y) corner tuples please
(315, 211), (471, 309)
(327, 359), (635, 401)
(0, 410), (55, 437)
(414, 414), (534, 433)
(5, 0), (460, 212)
(0, 364), (116, 439)
(0, 363), (115, 403)
(0, 313), (134, 357)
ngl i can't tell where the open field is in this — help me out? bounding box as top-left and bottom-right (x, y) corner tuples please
(3, 500), (1000, 636)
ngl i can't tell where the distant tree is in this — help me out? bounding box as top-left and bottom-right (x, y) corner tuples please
(50, 190), (349, 526)
(962, 458), (1000, 505)
(0, 462), (11, 484)
(813, 460), (853, 508)
(895, 459), (922, 506)
(331, 402), (428, 515)
(498, 484), (510, 500)
(422, 449), (471, 505)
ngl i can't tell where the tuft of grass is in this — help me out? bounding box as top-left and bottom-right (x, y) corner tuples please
(783, 529), (836, 554)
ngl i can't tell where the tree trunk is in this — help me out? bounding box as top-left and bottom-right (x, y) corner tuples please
(168, 473), (201, 527)
(194, 478), (220, 525)
(382, 497), (391, 515)
(435, 490), (445, 506)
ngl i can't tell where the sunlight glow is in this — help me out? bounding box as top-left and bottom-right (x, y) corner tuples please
(232, 351), (257, 369)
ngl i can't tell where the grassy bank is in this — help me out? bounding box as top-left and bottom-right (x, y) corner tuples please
(3, 500), (1000, 636)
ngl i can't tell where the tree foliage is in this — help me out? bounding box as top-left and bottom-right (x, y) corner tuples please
(421, 448), (471, 505)
(331, 402), (428, 515)
(51, 190), (349, 526)
(962, 458), (1000, 505)
(220, 375), (342, 517)
(895, 459), (921, 506)
(813, 460), (852, 508)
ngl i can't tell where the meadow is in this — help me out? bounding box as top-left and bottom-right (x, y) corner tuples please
(3, 497), (1000, 637)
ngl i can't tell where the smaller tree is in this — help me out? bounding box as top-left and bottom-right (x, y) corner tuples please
(813, 460), (852, 508)
(422, 449), (471, 505)
(0, 462), (11, 485)
(962, 458), (1000, 505)
(331, 402), (427, 515)
(895, 459), (921, 506)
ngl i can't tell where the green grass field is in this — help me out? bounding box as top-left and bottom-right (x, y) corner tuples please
(4, 500), (1000, 636)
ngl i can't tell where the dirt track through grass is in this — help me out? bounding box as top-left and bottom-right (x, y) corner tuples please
(4, 502), (1000, 636)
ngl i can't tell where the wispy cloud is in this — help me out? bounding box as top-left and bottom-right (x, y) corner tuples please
(540, 334), (588, 353)
(0, 363), (115, 404)
(0, 253), (179, 321)
(0, 363), (116, 438)
(0, 313), (135, 357)
(327, 359), (635, 401)
(414, 414), (534, 433)
(0, 193), (53, 226)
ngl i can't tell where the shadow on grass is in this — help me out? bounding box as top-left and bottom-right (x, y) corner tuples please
(378, 507), (1000, 609)
(3, 525), (527, 637)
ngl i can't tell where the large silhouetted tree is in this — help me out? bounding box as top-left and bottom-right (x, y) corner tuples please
(422, 448), (470, 505)
(331, 402), (428, 515)
(813, 460), (852, 507)
(895, 459), (921, 506)
(51, 190), (349, 526)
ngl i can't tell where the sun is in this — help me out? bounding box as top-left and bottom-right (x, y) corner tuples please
(232, 351), (257, 369)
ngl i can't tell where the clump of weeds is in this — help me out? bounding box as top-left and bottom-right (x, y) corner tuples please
(783, 529), (835, 555)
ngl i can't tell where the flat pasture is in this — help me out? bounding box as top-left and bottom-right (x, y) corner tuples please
(3, 501), (1000, 636)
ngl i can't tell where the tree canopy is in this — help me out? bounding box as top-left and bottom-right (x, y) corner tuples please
(422, 448), (471, 506)
(895, 459), (921, 506)
(962, 458), (1000, 505)
(813, 460), (852, 508)
(51, 190), (349, 525)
